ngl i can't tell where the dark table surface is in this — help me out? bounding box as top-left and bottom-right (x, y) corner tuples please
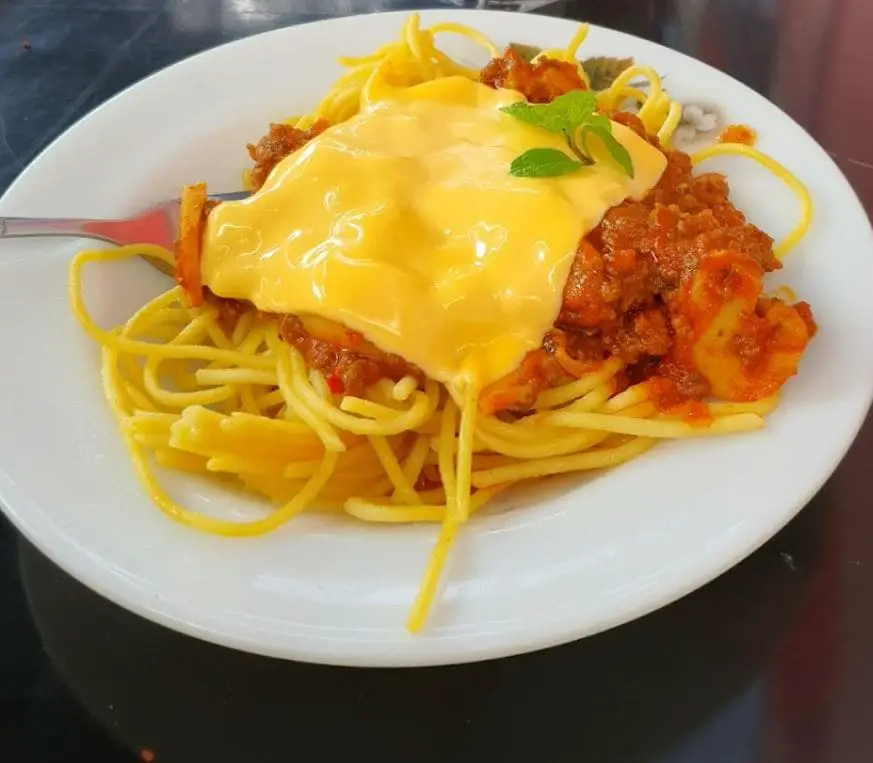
(2, 1), (873, 761)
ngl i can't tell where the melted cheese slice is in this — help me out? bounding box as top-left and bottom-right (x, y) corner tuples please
(202, 77), (666, 394)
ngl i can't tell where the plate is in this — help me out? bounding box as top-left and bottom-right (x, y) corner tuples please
(1, 9), (872, 667)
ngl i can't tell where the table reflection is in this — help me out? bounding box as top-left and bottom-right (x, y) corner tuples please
(19, 491), (829, 763)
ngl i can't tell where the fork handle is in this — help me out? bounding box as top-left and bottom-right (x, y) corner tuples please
(1, 216), (128, 244)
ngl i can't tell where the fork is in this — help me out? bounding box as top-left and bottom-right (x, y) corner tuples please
(0, 190), (248, 274)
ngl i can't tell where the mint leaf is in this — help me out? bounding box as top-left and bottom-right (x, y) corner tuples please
(509, 148), (582, 178)
(580, 123), (635, 178)
(501, 101), (570, 135)
(583, 113), (613, 132)
(554, 90), (598, 128)
(502, 85), (634, 180)
(501, 90), (597, 136)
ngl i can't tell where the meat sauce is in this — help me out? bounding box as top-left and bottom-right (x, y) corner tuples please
(202, 49), (815, 413)
(278, 315), (422, 396)
(479, 47), (588, 102)
(203, 291), (422, 397)
(543, 122), (787, 396)
(718, 124), (757, 146)
(246, 120), (329, 191)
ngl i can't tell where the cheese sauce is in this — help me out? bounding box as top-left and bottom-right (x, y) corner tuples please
(202, 77), (666, 394)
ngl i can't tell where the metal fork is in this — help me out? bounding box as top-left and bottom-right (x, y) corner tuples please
(0, 190), (248, 274)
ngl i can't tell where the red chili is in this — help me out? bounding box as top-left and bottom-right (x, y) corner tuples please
(326, 374), (344, 395)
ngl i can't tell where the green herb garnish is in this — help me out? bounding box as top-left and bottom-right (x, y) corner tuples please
(501, 90), (634, 179)
(509, 147), (582, 178)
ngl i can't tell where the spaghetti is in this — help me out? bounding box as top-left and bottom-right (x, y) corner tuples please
(70, 14), (815, 632)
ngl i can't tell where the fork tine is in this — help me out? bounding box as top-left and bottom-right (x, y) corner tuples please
(0, 189), (249, 275)
(159, 190), (249, 246)
(209, 191), (249, 202)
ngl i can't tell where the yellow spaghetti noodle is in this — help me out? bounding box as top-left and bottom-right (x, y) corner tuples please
(70, 13), (811, 633)
(691, 142), (813, 258)
(533, 23), (592, 87)
(598, 64), (682, 144)
(292, 13), (498, 130)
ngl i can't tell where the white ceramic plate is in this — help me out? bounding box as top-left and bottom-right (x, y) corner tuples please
(1, 10), (872, 667)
